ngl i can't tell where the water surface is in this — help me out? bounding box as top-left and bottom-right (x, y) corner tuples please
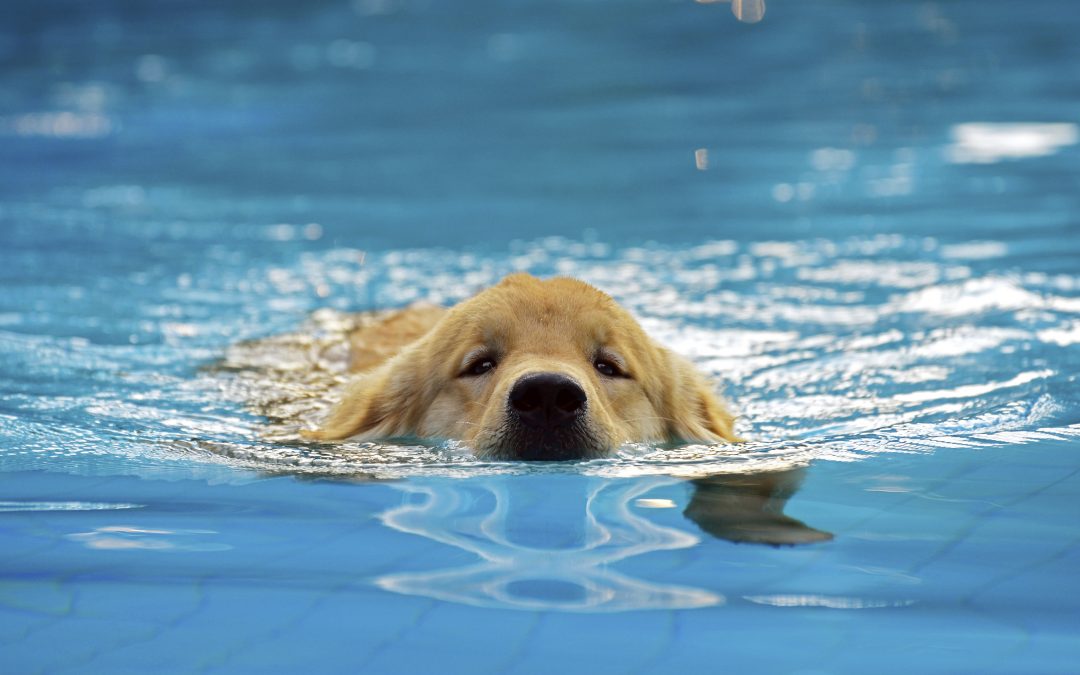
(2, 0), (1079, 672)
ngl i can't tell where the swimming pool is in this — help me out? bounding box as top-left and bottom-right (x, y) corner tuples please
(2, 0), (1079, 672)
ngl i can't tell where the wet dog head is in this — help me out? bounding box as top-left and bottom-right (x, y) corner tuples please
(307, 274), (739, 460)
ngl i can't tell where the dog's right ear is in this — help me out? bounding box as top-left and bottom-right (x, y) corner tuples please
(302, 349), (430, 442)
(661, 352), (743, 444)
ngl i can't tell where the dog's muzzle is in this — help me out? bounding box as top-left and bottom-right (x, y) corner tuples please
(505, 373), (591, 460)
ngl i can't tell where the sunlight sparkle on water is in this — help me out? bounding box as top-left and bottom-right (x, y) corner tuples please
(946, 122), (1079, 164)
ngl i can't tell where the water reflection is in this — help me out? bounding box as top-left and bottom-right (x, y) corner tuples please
(65, 525), (232, 552)
(374, 468), (829, 612)
(685, 470), (832, 546)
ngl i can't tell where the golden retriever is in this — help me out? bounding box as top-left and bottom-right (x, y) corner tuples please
(305, 273), (740, 460)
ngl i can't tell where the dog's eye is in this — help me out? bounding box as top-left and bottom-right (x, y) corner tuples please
(594, 359), (621, 377)
(464, 358), (497, 376)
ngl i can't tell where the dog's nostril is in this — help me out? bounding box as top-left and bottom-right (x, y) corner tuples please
(509, 373), (587, 428)
(513, 388), (542, 412)
(555, 386), (585, 414)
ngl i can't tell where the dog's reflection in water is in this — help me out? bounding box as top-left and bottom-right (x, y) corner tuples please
(373, 468), (831, 612)
(684, 469), (832, 547)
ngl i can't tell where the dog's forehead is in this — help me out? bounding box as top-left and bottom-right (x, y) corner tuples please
(464, 276), (622, 345)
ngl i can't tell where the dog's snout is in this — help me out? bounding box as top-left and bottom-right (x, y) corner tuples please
(508, 373), (587, 429)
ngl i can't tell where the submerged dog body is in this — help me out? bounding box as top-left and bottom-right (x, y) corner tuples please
(307, 274), (739, 459)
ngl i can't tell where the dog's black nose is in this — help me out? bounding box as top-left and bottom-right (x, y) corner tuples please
(508, 373), (587, 430)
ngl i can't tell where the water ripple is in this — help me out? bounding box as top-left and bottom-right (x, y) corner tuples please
(1, 235), (1076, 480)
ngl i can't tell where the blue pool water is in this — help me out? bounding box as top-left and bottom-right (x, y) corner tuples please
(3, 0), (1080, 672)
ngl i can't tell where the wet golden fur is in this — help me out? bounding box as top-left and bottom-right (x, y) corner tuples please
(306, 273), (740, 459)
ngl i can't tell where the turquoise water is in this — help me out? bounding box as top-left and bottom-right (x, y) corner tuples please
(2, 0), (1080, 672)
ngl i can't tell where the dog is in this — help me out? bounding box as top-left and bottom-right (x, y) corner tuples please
(304, 273), (741, 460)
(220, 273), (830, 545)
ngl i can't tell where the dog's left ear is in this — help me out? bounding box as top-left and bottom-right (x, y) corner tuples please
(662, 352), (742, 444)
